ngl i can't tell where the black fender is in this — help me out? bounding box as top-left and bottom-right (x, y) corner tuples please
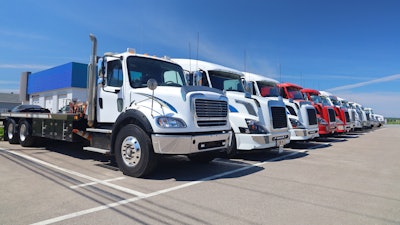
(110, 109), (153, 154)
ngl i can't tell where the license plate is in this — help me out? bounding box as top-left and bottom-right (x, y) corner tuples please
(308, 130), (317, 135)
(277, 139), (286, 147)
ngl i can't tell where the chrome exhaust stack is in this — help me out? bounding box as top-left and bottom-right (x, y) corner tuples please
(87, 33), (97, 127)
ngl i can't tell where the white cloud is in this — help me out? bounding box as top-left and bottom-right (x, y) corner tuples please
(0, 29), (49, 40)
(332, 91), (400, 118)
(0, 80), (19, 85)
(326, 74), (400, 92)
(0, 64), (51, 70)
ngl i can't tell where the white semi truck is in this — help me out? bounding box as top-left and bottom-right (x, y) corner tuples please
(337, 97), (356, 131)
(246, 75), (319, 141)
(348, 102), (363, 130)
(173, 59), (290, 157)
(1, 34), (232, 177)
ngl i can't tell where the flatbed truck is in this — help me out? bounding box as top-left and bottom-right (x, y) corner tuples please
(1, 34), (232, 177)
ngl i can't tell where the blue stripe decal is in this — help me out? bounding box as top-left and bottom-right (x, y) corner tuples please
(136, 93), (178, 113)
(229, 104), (238, 113)
(156, 97), (178, 113)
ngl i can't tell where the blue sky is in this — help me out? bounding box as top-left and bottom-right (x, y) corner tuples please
(1, 0), (400, 117)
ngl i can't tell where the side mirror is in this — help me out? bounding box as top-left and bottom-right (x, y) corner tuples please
(184, 71), (192, 85)
(193, 71), (203, 86)
(244, 81), (253, 98)
(147, 78), (158, 91)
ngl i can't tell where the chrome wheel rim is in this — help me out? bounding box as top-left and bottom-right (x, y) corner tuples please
(7, 123), (14, 140)
(19, 124), (27, 142)
(121, 136), (141, 167)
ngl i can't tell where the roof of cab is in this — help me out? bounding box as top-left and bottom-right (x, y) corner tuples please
(173, 58), (244, 77)
(243, 72), (279, 83)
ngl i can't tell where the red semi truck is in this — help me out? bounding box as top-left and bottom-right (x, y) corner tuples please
(319, 91), (351, 133)
(275, 82), (319, 140)
(301, 88), (337, 135)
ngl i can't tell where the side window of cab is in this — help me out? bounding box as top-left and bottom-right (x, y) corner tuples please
(106, 60), (123, 87)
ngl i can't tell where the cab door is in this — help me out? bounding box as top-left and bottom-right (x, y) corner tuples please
(97, 59), (124, 123)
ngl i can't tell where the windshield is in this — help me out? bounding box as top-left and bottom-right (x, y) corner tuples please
(308, 93), (322, 104)
(355, 105), (362, 113)
(208, 71), (244, 92)
(127, 56), (185, 88)
(341, 101), (350, 108)
(330, 96), (341, 107)
(256, 81), (280, 97)
(320, 96), (332, 106)
(286, 87), (304, 100)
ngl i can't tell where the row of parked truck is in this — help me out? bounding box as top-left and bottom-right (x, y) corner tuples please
(1, 34), (384, 177)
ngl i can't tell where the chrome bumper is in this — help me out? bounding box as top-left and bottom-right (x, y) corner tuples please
(151, 131), (231, 154)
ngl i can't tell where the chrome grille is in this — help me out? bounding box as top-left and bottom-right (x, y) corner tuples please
(197, 120), (227, 127)
(351, 111), (356, 121)
(328, 108), (336, 122)
(195, 99), (228, 127)
(307, 108), (318, 125)
(345, 111), (350, 122)
(271, 106), (287, 129)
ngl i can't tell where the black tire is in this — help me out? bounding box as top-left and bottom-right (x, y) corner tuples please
(3, 120), (9, 141)
(188, 152), (216, 163)
(224, 131), (237, 158)
(114, 124), (157, 177)
(18, 120), (36, 147)
(7, 119), (19, 144)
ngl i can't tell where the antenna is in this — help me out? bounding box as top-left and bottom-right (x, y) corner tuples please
(279, 63), (282, 82)
(188, 42), (191, 71)
(195, 32), (200, 70)
(243, 50), (247, 72)
(196, 32), (199, 61)
(301, 72), (303, 87)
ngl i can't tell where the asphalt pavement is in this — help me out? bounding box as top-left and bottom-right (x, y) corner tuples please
(0, 126), (399, 225)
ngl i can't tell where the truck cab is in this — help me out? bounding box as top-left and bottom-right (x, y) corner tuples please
(319, 91), (351, 134)
(274, 82), (319, 141)
(349, 102), (367, 130)
(337, 97), (356, 131)
(173, 59), (290, 157)
(301, 88), (337, 135)
(364, 107), (378, 128)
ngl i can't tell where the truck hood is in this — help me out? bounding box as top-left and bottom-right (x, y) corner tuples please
(128, 86), (226, 116)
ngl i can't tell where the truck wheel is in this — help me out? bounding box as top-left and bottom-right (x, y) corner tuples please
(224, 131), (237, 158)
(188, 152), (216, 163)
(19, 120), (36, 147)
(3, 120), (9, 141)
(7, 119), (19, 144)
(114, 124), (157, 177)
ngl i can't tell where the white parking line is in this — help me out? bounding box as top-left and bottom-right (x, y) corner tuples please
(0, 148), (146, 197)
(70, 177), (126, 189)
(28, 149), (307, 225)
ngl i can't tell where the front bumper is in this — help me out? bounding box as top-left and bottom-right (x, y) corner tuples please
(152, 131), (231, 154)
(290, 128), (319, 141)
(236, 132), (290, 150)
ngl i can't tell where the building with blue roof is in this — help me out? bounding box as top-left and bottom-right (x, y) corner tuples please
(21, 62), (88, 113)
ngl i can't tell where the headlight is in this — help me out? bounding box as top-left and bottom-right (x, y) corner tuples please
(156, 116), (187, 128)
(239, 119), (268, 134)
(318, 117), (328, 125)
(290, 118), (305, 129)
